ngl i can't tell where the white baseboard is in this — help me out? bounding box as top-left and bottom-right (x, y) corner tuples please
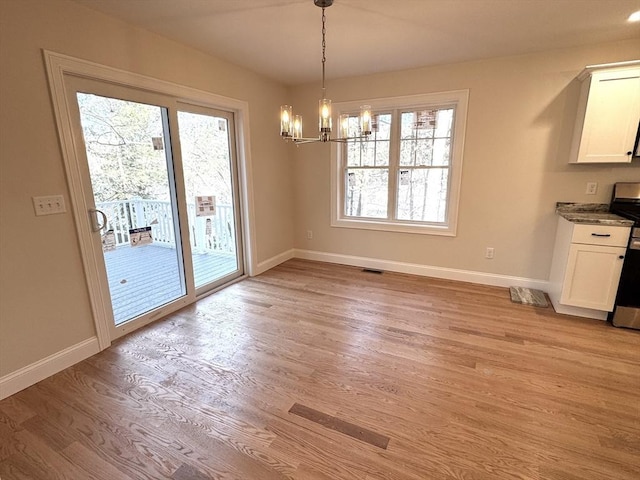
(293, 248), (549, 291)
(0, 337), (100, 400)
(254, 248), (295, 276)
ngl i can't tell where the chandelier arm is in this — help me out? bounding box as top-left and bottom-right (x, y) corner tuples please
(327, 135), (372, 143)
(287, 135), (372, 145)
(291, 138), (325, 144)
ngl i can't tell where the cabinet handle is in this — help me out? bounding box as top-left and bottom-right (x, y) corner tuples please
(619, 255), (625, 259)
(591, 233), (611, 237)
(627, 151), (633, 156)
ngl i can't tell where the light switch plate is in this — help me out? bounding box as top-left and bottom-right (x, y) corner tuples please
(33, 195), (66, 216)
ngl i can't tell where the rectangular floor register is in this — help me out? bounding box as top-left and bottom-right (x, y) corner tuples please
(288, 403), (390, 449)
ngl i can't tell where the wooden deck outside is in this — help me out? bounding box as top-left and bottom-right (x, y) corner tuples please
(104, 244), (238, 324)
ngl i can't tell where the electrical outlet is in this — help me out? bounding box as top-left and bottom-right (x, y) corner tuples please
(585, 182), (598, 195)
(306, 230), (313, 240)
(33, 195), (66, 216)
(485, 247), (495, 259)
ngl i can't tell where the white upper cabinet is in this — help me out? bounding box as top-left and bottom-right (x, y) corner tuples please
(569, 62), (640, 164)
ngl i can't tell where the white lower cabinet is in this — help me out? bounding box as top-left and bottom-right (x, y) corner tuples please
(549, 217), (630, 319)
(560, 243), (626, 311)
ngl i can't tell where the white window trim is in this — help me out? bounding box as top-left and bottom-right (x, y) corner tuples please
(331, 90), (469, 236)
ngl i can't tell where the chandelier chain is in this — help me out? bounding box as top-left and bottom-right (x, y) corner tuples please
(321, 7), (326, 95)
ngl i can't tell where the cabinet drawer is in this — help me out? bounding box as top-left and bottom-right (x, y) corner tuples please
(571, 224), (630, 247)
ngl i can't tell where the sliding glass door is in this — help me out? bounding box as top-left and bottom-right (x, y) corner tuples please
(76, 93), (186, 325)
(177, 106), (243, 292)
(67, 77), (245, 339)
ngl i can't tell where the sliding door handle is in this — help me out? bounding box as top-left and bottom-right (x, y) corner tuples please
(89, 208), (108, 232)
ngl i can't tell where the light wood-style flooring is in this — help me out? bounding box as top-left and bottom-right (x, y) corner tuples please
(1, 259), (639, 479)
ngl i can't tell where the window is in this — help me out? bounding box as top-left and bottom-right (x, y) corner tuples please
(331, 90), (468, 236)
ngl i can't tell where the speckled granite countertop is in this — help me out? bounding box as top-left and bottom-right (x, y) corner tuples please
(556, 202), (634, 227)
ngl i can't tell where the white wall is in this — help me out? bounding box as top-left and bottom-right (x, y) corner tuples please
(0, 0), (294, 378)
(290, 40), (640, 281)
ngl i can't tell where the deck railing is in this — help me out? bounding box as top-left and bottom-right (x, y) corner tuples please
(96, 199), (236, 254)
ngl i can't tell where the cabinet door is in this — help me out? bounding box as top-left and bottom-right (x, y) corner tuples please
(560, 243), (626, 311)
(575, 68), (640, 164)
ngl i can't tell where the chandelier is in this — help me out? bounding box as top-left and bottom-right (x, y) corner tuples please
(280, 0), (373, 144)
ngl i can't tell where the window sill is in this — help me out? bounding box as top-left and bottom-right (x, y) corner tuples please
(331, 217), (456, 236)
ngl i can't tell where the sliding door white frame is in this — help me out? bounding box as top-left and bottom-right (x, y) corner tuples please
(44, 50), (257, 350)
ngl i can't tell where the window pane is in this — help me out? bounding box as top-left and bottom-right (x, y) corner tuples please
(401, 111), (433, 140)
(345, 113), (391, 167)
(435, 108), (454, 137)
(343, 115), (360, 138)
(346, 139), (389, 167)
(400, 138), (434, 167)
(345, 168), (388, 218)
(400, 108), (454, 167)
(397, 168), (449, 222)
(432, 138), (451, 166)
(373, 113), (392, 140)
(342, 113), (392, 140)
(345, 140), (361, 166)
(375, 141), (389, 166)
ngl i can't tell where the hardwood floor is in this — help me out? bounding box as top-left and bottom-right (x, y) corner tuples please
(1, 259), (639, 479)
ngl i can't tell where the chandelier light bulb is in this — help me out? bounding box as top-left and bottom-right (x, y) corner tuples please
(280, 105), (293, 137)
(339, 114), (349, 138)
(360, 105), (372, 135)
(293, 115), (303, 139)
(319, 98), (332, 133)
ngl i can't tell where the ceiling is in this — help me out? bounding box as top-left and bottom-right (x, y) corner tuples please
(72, 0), (640, 86)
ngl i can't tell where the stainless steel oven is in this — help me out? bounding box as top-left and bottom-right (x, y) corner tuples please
(609, 182), (640, 330)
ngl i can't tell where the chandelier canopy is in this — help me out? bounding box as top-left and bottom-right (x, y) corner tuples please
(280, 0), (373, 144)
